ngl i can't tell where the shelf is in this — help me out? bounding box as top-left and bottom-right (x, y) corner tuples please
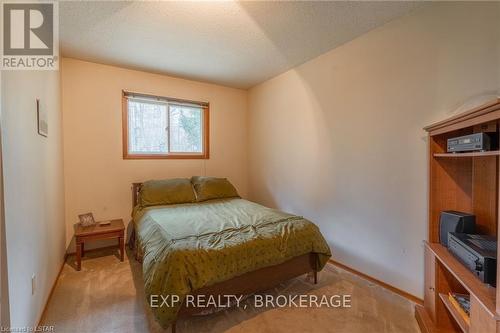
(433, 151), (500, 158)
(425, 242), (496, 316)
(423, 100), (500, 333)
(415, 304), (455, 333)
(439, 293), (470, 333)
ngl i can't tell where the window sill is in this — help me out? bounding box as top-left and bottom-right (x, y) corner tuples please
(123, 153), (209, 160)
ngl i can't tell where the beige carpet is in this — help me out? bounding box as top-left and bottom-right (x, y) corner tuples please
(40, 248), (420, 333)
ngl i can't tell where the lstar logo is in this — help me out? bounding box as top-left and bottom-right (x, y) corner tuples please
(1, 2), (58, 70)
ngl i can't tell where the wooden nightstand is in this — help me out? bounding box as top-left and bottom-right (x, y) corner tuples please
(74, 219), (125, 271)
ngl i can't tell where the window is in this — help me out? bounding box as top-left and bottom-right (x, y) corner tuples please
(122, 91), (209, 159)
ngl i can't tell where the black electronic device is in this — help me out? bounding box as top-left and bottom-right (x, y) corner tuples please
(439, 211), (475, 247)
(448, 233), (497, 286)
(447, 133), (491, 153)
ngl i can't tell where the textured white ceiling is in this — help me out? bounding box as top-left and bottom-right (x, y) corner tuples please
(60, 1), (424, 89)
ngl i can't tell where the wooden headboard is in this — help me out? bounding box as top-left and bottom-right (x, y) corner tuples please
(132, 183), (142, 207)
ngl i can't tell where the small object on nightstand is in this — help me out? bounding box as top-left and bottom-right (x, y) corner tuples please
(78, 212), (96, 227)
(99, 220), (111, 226)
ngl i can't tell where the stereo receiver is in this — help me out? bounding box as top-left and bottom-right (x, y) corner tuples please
(448, 233), (497, 286)
(447, 133), (491, 153)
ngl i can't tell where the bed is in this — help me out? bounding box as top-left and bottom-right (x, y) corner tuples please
(130, 179), (331, 332)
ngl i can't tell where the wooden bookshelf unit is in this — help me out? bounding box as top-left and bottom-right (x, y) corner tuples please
(416, 98), (500, 333)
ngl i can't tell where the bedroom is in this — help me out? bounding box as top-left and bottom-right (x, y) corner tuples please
(0, 1), (499, 332)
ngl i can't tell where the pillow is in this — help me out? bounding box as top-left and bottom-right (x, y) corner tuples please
(139, 178), (196, 207)
(191, 176), (239, 202)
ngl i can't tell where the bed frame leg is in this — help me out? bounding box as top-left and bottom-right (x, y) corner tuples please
(171, 321), (176, 333)
(313, 270), (318, 284)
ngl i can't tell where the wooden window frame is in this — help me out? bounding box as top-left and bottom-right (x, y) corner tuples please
(122, 90), (210, 159)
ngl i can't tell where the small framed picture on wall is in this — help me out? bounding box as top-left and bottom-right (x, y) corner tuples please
(37, 99), (48, 137)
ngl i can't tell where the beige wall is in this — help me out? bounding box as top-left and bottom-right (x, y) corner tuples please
(61, 58), (248, 250)
(247, 2), (500, 298)
(1, 70), (65, 327)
